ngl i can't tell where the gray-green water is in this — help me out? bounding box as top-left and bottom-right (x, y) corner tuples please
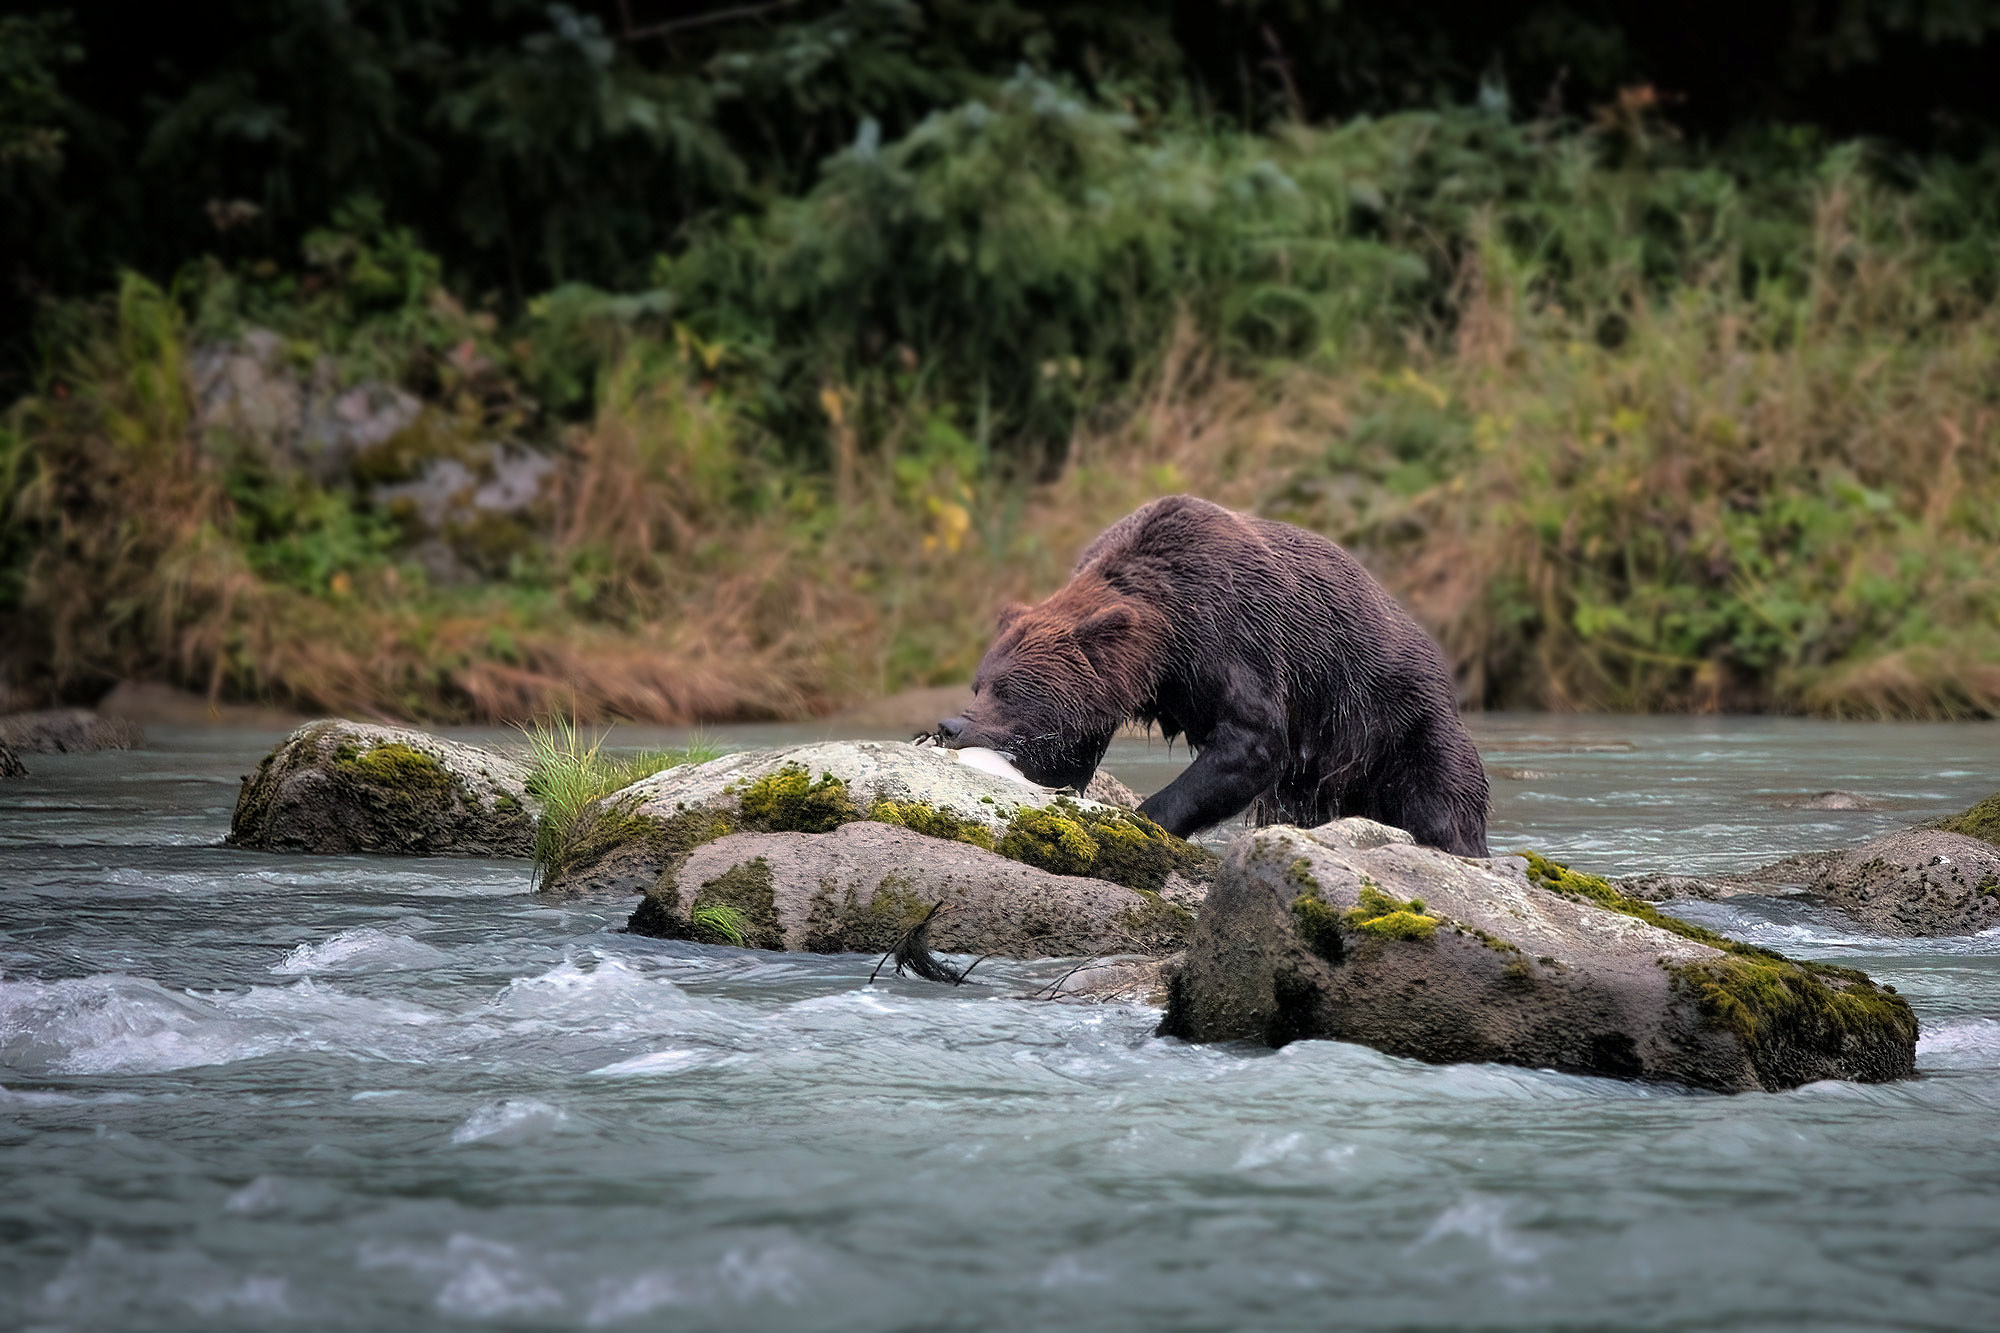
(3, 716), (1997, 1330)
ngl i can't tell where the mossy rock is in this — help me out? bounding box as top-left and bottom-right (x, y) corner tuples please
(1932, 791), (2000, 848)
(1162, 820), (1916, 1092)
(229, 720), (538, 856)
(627, 822), (1192, 959)
(539, 741), (1213, 902)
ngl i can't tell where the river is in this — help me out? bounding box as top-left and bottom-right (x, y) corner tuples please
(3, 715), (1997, 1329)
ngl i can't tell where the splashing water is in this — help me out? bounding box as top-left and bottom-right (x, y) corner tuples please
(2, 717), (1997, 1329)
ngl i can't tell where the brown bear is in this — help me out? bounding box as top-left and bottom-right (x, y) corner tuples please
(936, 495), (1490, 854)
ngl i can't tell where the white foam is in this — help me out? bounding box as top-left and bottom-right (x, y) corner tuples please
(1917, 1018), (2000, 1069)
(451, 1098), (568, 1145)
(271, 926), (450, 974)
(585, 1049), (704, 1078)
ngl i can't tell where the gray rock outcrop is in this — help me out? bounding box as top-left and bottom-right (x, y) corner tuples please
(0, 709), (143, 754)
(192, 329), (421, 484)
(1807, 829), (2000, 936)
(1160, 820), (1916, 1093)
(626, 821), (1192, 958)
(229, 720), (536, 856)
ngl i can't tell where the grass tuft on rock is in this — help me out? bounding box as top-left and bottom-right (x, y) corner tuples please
(689, 902), (749, 947)
(523, 716), (723, 882)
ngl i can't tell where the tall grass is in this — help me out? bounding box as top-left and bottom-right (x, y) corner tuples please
(520, 715), (723, 880)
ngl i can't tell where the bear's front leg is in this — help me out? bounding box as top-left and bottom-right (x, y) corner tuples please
(1136, 727), (1274, 838)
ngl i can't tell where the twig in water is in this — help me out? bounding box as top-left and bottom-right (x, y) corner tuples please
(868, 901), (980, 985)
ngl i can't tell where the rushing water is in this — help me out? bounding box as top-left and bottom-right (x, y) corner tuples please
(3, 715), (1998, 1330)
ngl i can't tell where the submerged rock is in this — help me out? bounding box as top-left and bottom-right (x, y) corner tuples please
(541, 740), (1210, 899)
(229, 720), (536, 856)
(1808, 828), (2000, 937)
(0, 709), (143, 754)
(1161, 819), (1916, 1093)
(1617, 852), (1838, 903)
(1081, 769), (1144, 809)
(0, 740), (23, 778)
(1627, 790), (2000, 935)
(627, 822), (1193, 958)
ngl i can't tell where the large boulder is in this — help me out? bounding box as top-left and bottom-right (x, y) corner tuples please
(229, 720), (536, 856)
(1160, 820), (1916, 1093)
(1806, 828), (2000, 936)
(626, 821), (1193, 958)
(541, 740), (1209, 899)
(0, 709), (143, 754)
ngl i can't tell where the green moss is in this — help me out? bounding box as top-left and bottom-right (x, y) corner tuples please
(688, 856), (784, 950)
(801, 875), (934, 954)
(735, 764), (856, 833)
(1119, 891), (1197, 950)
(997, 797), (1216, 892)
(1292, 894), (1346, 963)
(1935, 791), (2000, 847)
(334, 741), (452, 795)
(998, 804), (1099, 876)
(1668, 953), (1918, 1080)
(868, 800), (996, 850)
(1342, 881), (1441, 941)
(1517, 850), (1753, 954)
(1521, 850), (1918, 1069)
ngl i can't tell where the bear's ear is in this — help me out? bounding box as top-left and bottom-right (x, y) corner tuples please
(1072, 603), (1148, 672)
(995, 602), (1031, 635)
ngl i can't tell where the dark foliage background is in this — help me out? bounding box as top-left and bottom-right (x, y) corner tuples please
(7, 0), (2000, 390)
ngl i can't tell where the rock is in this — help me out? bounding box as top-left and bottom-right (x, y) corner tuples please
(542, 740), (1200, 895)
(0, 709), (143, 753)
(300, 381), (422, 482)
(1784, 790), (1876, 810)
(191, 329), (303, 461)
(0, 741), (23, 778)
(191, 328), (421, 484)
(371, 445), (555, 531)
(1160, 820), (1916, 1093)
(1038, 955), (1174, 1005)
(1082, 769), (1143, 809)
(1808, 828), (2000, 936)
(229, 720), (537, 856)
(1617, 852), (1837, 903)
(626, 822), (1193, 958)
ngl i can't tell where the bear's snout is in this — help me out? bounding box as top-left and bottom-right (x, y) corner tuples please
(936, 715), (971, 743)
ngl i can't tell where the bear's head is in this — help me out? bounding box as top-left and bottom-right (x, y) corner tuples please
(936, 577), (1166, 790)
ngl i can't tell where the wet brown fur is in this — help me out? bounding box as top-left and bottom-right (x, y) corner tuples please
(942, 496), (1490, 854)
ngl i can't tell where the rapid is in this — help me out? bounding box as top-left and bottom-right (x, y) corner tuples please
(3, 716), (1997, 1330)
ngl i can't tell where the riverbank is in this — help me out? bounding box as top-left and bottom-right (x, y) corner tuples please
(5, 110), (1997, 725)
